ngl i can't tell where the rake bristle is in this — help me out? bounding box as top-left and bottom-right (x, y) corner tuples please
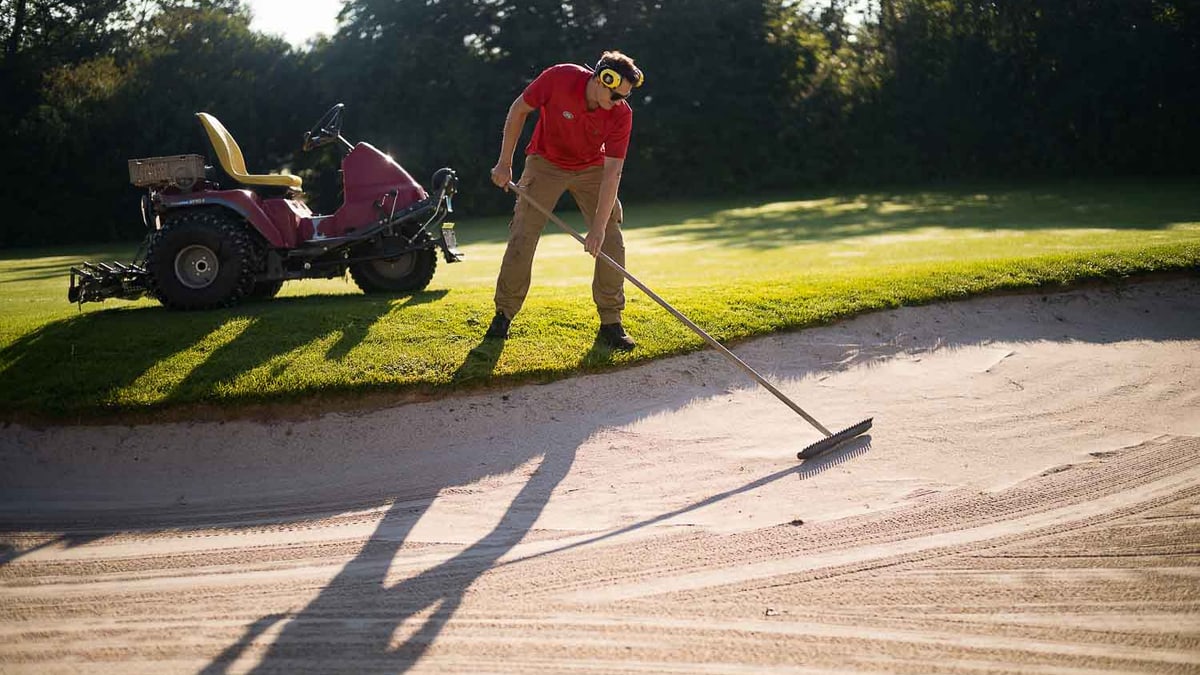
(797, 418), (873, 460)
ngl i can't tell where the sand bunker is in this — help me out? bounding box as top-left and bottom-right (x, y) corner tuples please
(2, 278), (1198, 673)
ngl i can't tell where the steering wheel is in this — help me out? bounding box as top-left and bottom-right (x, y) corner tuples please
(303, 103), (345, 152)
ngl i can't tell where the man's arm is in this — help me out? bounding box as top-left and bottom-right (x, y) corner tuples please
(490, 95), (535, 190)
(584, 156), (625, 257)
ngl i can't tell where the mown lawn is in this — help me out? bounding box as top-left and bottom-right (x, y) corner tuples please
(2, 179), (1197, 420)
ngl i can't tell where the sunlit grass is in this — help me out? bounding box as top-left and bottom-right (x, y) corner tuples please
(1, 179), (1197, 419)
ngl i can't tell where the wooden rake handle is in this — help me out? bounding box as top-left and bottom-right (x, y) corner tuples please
(506, 181), (833, 436)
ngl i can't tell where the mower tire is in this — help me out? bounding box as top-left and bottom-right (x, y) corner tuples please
(146, 208), (257, 310)
(349, 249), (437, 294)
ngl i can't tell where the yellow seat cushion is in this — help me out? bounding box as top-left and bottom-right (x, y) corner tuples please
(196, 113), (302, 191)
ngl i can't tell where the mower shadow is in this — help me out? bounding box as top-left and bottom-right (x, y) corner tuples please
(171, 290), (449, 399)
(8, 262), (109, 283)
(0, 245), (144, 283)
(0, 290), (447, 417)
(0, 306), (229, 417)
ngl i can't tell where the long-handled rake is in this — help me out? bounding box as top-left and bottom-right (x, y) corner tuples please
(508, 182), (872, 459)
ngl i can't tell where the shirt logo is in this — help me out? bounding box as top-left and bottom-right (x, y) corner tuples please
(562, 111), (575, 120)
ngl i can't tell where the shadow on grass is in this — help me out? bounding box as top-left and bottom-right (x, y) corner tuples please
(449, 336), (505, 383)
(626, 182), (1200, 249)
(171, 290), (450, 401)
(0, 289), (448, 417)
(440, 317), (621, 385)
(578, 333), (618, 368)
(458, 180), (1200, 247)
(0, 245), (144, 282)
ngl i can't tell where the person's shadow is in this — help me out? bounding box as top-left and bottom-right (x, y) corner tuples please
(197, 326), (685, 673)
(200, 432), (869, 674)
(450, 336), (504, 383)
(194, 336), (578, 673)
(235, 432), (576, 672)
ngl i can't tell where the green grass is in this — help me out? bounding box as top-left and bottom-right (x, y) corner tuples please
(2, 179), (1198, 420)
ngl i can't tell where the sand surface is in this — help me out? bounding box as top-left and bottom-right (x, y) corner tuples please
(2, 278), (1199, 673)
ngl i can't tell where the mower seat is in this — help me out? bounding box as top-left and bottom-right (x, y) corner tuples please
(196, 112), (303, 191)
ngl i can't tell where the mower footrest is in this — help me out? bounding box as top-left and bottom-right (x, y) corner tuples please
(440, 224), (463, 263)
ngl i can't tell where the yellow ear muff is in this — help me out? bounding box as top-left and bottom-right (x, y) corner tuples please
(598, 67), (622, 89)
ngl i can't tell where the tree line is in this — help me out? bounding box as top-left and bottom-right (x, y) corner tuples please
(1, 0), (1196, 247)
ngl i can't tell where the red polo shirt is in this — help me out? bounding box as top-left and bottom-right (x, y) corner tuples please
(522, 64), (633, 171)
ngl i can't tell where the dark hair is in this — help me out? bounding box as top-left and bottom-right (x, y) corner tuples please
(595, 50), (644, 88)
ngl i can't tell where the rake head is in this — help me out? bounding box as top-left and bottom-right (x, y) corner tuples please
(797, 418), (873, 460)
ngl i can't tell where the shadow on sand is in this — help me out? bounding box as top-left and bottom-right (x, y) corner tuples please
(199, 434), (871, 674)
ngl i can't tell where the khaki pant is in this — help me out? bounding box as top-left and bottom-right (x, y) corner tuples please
(494, 155), (626, 324)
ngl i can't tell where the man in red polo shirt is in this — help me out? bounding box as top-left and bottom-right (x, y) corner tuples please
(487, 51), (644, 350)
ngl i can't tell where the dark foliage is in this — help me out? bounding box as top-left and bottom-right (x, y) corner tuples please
(1, 0), (1196, 246)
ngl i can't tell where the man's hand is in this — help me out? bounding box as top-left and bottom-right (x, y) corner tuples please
(586, 157), (623, 257)
(490, 163), (512, 190)
(584, 226), (606, 257)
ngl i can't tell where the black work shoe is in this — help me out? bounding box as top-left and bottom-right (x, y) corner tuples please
(485, 311), (511, 339)
(598, 322), (636, 351)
